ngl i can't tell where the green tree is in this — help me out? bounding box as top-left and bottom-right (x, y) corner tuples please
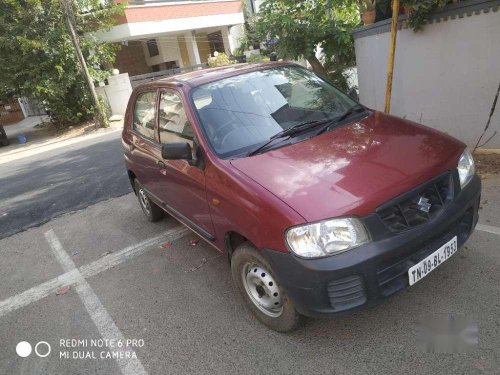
(256, 0), (360, 90)
(0, 0), (122, 125)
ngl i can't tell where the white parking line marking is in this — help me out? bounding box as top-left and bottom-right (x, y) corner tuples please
(45, 229), (148, 375)
(0, 227), (188, 318)
(476, 224), (500, 236)
(0, 269), (80, 317)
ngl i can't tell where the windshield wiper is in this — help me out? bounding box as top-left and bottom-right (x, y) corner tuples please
(270, 119), (332, 140)
(336, 104), (366, 123)
(247, 119), (334, 157)
(316, 105), (367, 136)
(246, 135), (288, 157)
(247, 106), (367, 157)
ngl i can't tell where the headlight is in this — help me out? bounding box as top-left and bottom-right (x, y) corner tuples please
(457, 148), (475, 188)
(285, 217), (370, 258)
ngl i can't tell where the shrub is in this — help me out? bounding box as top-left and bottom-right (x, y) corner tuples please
(207, 53), (237, 68)
(246, 54), (271, 63)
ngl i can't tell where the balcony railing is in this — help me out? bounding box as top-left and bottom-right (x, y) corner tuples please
(129, 63), (208, 88)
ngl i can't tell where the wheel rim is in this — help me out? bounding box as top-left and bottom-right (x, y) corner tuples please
(138, 188), (151, 215)
(241, 262), (283, 318)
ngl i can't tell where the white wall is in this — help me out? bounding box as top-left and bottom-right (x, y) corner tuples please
(354, 7), (500, 148)
(228, 24), (244, 54)
(96, 73), (133, 116)
(141, 37), (183, 68)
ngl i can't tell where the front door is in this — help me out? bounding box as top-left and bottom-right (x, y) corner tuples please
(150, 89), (215, 239)
(129, 90), (159, 192)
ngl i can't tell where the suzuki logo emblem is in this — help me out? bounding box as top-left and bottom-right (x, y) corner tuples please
(417, 197), (432, 213)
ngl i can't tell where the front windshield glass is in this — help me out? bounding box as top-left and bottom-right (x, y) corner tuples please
(191, 66), (358, 158)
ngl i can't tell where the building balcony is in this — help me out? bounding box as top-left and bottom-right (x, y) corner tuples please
(98, 0), (244, 43)
(100, 1), (246, 78)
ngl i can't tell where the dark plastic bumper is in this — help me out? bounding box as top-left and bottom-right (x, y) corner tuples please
(262, 174), (481, 318)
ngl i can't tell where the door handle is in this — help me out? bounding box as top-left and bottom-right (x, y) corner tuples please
(157, 160), (166, 168)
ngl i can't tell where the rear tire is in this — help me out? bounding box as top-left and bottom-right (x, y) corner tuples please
(231, 242), (302, 332)
(134, 179), (164, 222)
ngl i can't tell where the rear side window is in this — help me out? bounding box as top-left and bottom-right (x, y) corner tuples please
(158, 91), (194, 148)
(133, 91), (156, 140)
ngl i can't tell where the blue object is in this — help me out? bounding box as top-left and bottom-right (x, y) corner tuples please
(17, 134), (27, 144)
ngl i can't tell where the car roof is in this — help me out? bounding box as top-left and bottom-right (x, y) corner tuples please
(136, 61), (298, 90)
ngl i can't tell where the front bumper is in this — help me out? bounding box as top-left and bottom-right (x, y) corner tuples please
(263, 174), (481, 318)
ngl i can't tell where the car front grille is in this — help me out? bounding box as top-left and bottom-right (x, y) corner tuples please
(376, 207), (474, 297)
(377, 173), (454, 233)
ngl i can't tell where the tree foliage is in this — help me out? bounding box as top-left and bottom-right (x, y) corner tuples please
(255, 0), (360, 90)
(233, 3), (261, 55)
(402, 0), (449, 31)
(0, 0), (122, 124)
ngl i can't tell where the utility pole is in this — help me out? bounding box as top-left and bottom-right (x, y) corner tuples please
(384, 0), (400, 114)
(60, 0), (107, 129)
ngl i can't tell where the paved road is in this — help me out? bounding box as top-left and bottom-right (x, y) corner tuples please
(0, 131), (130, 239)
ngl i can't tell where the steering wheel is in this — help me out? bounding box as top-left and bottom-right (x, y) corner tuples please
(212, 120), (237, 148)
(220, 125), (264, 151)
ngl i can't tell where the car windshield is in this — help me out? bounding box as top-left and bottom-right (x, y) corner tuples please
(191, 65), (359, 158)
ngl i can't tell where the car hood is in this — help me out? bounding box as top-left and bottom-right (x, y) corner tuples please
(230, 112), (465, 222)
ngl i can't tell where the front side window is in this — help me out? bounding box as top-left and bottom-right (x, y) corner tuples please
(191, 66), (358, 158)
(132, 91), (156, 140)
(158, 91), (194, 149)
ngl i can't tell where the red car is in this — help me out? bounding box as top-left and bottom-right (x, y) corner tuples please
(122, 62), (480, 332)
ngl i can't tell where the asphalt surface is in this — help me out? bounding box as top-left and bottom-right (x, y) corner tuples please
(0, 131), (130, 239)
(0, 130), (499, 374)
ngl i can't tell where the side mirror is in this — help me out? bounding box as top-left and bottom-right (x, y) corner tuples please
(162, 142), (192, 161)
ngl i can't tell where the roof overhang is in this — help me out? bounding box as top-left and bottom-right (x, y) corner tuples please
(96, 12), (244, 42)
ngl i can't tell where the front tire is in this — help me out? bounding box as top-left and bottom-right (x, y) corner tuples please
(231, 242), (302, 332)
(134, 179), (164, 222)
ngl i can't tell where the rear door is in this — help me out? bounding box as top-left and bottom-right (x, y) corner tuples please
(150, 89), (215, 239)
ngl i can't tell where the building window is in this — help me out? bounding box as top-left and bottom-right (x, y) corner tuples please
(147, 39), (159, 57)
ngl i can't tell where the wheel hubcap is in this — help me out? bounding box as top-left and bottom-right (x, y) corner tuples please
(241, 263), (283, 317)
(138, 189), (151, 215)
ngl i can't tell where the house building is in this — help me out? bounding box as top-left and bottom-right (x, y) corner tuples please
(97, 0), (246, 77)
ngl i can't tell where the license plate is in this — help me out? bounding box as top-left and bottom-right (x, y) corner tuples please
(408, 236), (458, 286)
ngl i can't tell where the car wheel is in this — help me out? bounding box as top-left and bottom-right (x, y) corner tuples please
(134, 179), (164, 222)
(231, 242), (302, 332)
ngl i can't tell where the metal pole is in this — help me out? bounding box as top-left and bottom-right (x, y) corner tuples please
(384, 0), (400, 114)
(61, 0), (107, 129)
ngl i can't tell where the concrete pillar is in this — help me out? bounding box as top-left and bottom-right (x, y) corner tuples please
(18, 97), (28, 118)
(185, 30), (201, 66)
(221, 27), (232, 55)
